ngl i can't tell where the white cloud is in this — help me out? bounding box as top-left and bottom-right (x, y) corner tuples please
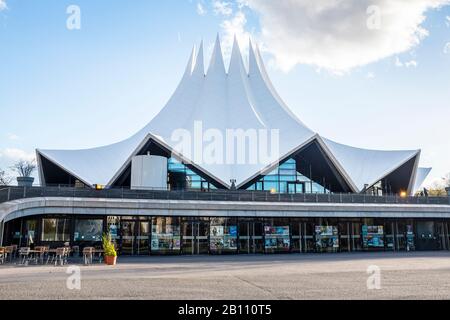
(405, 60), (418, 67)
(7, 133), (20, 141)
(196, 2), (207, 16)
(446, 15), (450, 26)
(213, 1), (233, 16)
(395, 57), (418, 67)
(366, 72), (375, 79)
(0, 0), (7, 11)
(242, 0), (450, 73)
(220, 11), (252, 63)
(444, 42), (450, 53)
(0, 148), (35, 162)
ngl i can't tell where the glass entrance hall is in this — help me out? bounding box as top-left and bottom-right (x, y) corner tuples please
(3, 215), (450, 255)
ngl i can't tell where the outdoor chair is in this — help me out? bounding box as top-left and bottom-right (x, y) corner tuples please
(0, 248), (5, 265)
(18, 247), (31, 265)
(34, 246), (47, 265)
(82, 247), (94, 265)
(54, 247), (68, 266)
(5, 246), (16, 262)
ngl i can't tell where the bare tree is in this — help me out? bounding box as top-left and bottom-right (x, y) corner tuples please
(0, 169), (12, 186)
(11, 160), (36, 178)
(443, 173), (450, 188)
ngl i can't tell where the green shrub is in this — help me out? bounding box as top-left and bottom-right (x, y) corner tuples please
(102, 233), (117, 257)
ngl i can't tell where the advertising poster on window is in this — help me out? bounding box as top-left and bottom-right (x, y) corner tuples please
(151, 225), (181, 251)
(315, 226), (339, 249)
(210, 226), (237, 250)
(264, 226), (290, 250)
(362, 225), (384, 248)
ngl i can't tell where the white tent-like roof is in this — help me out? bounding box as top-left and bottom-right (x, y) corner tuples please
(37, 36), (430, 193)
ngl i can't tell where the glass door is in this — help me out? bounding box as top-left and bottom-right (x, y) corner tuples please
(181, 219), (209, 255)
(120, 220), (135, 255)
(238, 220), (264, 254)
(137, 221), (150, 255)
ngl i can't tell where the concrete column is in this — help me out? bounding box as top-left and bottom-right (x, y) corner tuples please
(0, 221), (4, 246)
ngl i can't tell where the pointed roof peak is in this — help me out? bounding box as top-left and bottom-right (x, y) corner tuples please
(229, 35), (246, 75)
(192, 40), (205, 76)
(248, 39), (260, 77)
(184, 45), (196, 77)
(207, 34), (226, 76)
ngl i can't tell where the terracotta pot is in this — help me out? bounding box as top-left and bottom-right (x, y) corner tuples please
(104, 255), (117, 266)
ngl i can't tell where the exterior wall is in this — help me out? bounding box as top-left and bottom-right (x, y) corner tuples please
(1, 196), (450, 255)
(131, 155), (168, 190)
(3, 215), (450, 254)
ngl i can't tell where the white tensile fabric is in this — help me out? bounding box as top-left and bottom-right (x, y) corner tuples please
(37, 36), (429, 191)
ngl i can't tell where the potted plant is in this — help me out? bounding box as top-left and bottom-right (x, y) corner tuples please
(12, 160), (36, 187)
(102, 233), (117, 266)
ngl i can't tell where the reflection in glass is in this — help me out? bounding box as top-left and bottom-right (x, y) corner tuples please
(74, 219), (103, 242)
(41, 218), (70, 242)
(151, 217), (181, 254)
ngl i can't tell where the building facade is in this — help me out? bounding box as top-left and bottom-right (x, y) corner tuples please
(1, 37), (448, 256)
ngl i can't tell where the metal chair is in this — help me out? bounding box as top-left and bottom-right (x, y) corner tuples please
(82, 247), (94, 265)
(34, 246), (47, 265)
(5, 246), (15, 263)
(18, 247), (31, 265)
(0, 247), (5, 265)
(54, 248), (68, 266)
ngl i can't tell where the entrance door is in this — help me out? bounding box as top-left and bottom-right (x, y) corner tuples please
(136, 221), (150, 255)
(239, 221), (264, 254)
(181, 220), (209, 254)
(416, 221), (439, 251)
(121, 220), (135, 255)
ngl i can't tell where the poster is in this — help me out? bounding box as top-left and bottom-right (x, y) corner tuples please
(264, 226), (290, 250)
(210, 226), (238, 250)
(362, 225), (385, 248)
(315, 226), (339, 250)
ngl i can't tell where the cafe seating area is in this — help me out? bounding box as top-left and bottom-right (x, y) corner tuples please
(0, 244), (104, 267)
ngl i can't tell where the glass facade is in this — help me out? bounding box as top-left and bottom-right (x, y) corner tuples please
(3, 216), (449, 255)
(41, 218), (70, 242)
(168, 158), (217, 191)
(151, 217), (181, 254)
(246, 158), (330, 194)
(74, 219), (103, 242)
(210, 218), (238, 254)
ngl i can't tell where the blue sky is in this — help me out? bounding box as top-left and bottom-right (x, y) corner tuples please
(0, 0), (449, 187)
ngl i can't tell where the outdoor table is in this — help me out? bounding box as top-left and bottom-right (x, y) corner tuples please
(29, 250), (46, 264)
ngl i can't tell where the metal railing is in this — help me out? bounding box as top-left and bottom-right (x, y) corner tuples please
(0, 185), (449, 206)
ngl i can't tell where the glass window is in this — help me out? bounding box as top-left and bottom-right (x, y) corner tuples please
(41, 218), (70, 242)
(315, 225), (339, 253)
(264, 218), (290, 253)
(151, 217), (181, 253)
(246, 157), (331, 194)
(210, 218), (238, 253)
(168, 158), (218, 191)
(74, 219), (104, 242)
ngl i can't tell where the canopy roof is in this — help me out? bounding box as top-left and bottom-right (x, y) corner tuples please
(38, 36), (429, 192)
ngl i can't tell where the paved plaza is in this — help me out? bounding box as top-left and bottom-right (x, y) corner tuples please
(1, 252), (450, 300)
